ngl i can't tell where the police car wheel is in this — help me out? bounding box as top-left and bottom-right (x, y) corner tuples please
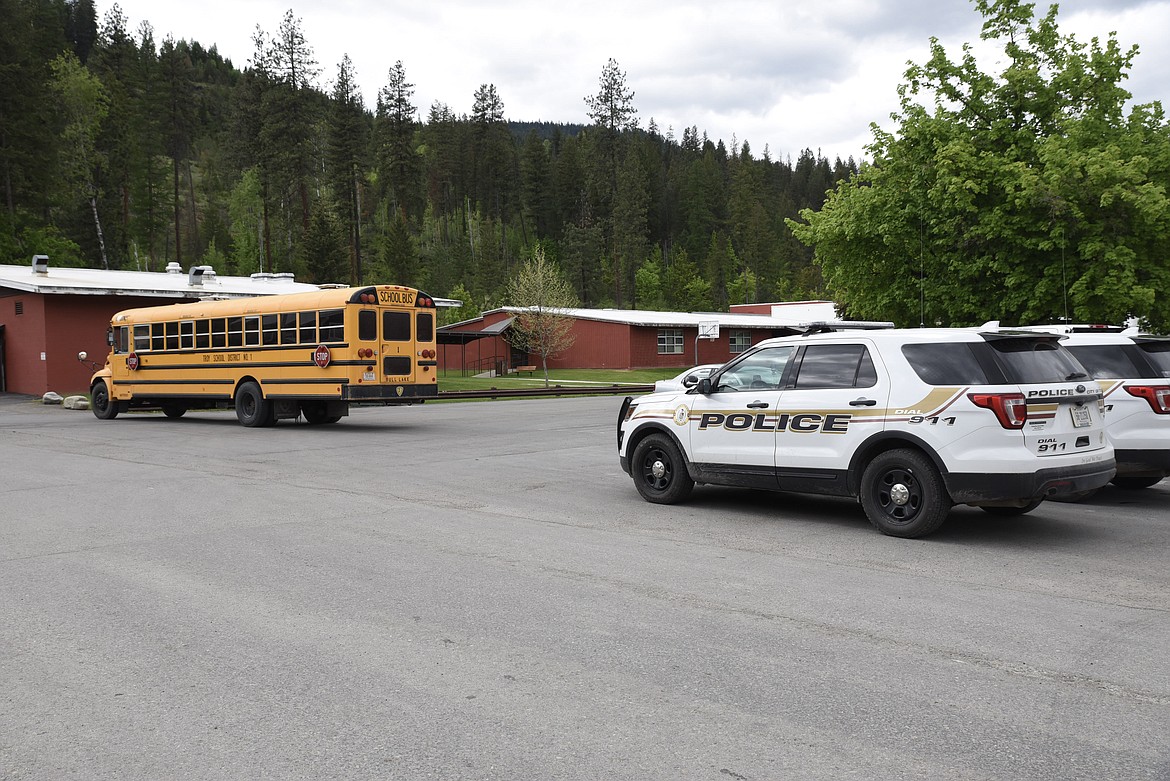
(1110, 475), (1163, 490)
(860, 449), (950, 538)
(632, 434), (694, 504)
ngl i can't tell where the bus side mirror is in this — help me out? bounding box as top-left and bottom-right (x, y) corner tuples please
(77, 351), (87, 362)
(697, 377), (712, 395)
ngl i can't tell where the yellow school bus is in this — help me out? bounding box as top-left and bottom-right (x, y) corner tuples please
(87, 284), (439, 426)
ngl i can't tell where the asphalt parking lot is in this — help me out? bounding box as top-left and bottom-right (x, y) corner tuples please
(2, 395), (1168, 780)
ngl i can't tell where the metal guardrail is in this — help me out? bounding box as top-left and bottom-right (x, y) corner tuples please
(436, 384), (654, 400)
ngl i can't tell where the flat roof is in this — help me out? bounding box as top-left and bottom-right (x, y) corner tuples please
(0, 262), (320, 299)
(490, 306), (830, 330)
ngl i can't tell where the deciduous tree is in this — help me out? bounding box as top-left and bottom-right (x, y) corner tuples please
(506, 245), (578, 385)
(790, 0), (1170, 329)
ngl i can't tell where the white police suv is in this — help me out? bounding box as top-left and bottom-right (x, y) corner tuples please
(617, 326), (1116, 538)
(992, 324), (1170, 492)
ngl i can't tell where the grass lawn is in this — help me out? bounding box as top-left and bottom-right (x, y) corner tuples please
(435, 367), (674, 392)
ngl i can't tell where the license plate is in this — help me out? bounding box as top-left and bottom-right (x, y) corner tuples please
(1070, 404), (1092, 428)
(363, 371), (376, 382)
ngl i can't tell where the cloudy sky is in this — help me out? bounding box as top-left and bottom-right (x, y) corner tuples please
(99, 0), (1169, 163)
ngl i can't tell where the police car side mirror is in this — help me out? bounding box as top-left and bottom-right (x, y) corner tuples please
(697, 377), (712, 394)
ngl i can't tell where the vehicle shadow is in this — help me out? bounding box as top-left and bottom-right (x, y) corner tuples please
(680, 484), (1127, 548)
(108, 411), (422, 434)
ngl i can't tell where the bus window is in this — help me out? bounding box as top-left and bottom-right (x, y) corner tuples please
(165, 321), (179, 351)
(319, 309), (344, 342)
(280, 312), (297, 344)
(359, 310), (377, 341)
(195, 320), (210, 349)
(417, 312), (434, 342)
(262, 314), (278, 346)
(180, 320), (194, 350)
(384, 311), (410, 341)
(299, 311), (316, 344)
(115, 326), (129, 354)
(228, 317), (243, 348)
(134, 325), (150, 352)
(152, 323), (165, 351)
(244, 316), (261, 347)
(211, 318), (226, 348)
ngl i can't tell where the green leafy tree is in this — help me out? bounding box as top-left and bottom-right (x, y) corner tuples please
(789, 0), (1170, 329)
(49, 50), (109, 268)
(634, 248), (665, 310)
(506, 244), (579, 385)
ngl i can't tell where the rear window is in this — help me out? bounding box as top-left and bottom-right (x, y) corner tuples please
(1065, 345), (1144, 380)
(903, 343), (989, 385)
(1137, 342), (1170, 378)
(989, 338), (1085, 383)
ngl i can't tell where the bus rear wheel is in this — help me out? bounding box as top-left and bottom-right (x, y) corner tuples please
(91, 381), (118, 420)
(235, 382), (274, 427)
(301, 402), (341, 425)
(161, 402), (187, 419)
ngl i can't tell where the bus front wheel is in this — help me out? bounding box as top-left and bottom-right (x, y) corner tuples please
(91, 381), (118, 420)
(235, 382), (274, 427)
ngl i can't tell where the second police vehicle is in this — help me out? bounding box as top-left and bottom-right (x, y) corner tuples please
(617, 324), (1117, 538)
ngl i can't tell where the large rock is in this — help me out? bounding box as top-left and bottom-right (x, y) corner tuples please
(63, 395), (90, 410)
(42, 391), (63, 404)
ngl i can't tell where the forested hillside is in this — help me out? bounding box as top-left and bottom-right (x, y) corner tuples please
(0, 0), (858, 318)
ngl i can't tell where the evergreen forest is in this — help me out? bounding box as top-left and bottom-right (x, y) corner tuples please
(1, 0), (859, 323)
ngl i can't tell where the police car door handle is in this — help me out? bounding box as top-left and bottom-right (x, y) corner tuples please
(747, 401), (769, 409)
(850, 398), (877, 407)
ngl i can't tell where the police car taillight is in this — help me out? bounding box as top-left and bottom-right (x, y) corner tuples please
(968, 392), (1027, 429)
(1125, 385), (1170, 414)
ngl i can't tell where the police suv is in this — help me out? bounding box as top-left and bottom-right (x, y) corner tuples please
(992, 324), (1170, 492)
(617, 325), (1116, 538)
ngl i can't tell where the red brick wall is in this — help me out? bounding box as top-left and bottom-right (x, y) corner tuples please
(0, 292), (184, 396)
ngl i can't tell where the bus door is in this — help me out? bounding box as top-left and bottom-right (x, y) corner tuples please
(381, 308), (415, 383)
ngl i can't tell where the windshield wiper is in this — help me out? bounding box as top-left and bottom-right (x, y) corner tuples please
(1065, 371), (1089, 380)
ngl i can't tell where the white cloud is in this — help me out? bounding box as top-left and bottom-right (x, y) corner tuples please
(100, 0), (1170, 163)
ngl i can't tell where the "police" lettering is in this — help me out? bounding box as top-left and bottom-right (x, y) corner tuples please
(697, 412), (852, 433)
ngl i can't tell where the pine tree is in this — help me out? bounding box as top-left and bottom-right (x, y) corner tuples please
(328, 54), (368, 284)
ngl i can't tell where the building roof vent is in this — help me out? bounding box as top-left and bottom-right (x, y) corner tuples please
(188, 265), (215, 287)
(165, 261), (183, 274)
(31, 254), (49, 275)
(250, 272), (274, 282)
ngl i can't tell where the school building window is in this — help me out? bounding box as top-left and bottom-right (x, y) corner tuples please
(658, 328), (684, 355)
(729, 330), (752, 354)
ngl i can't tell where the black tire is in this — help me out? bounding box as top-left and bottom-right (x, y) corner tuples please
(1111, 475), (1163, 490)
(981, 498), (1044, 516)
(301, 402), (341, 425)
(161, 402), (187, 419)
(91, 380), (118, 420)
(860, 448), (951, 538)
(235, 381), (273, 427)
(631, 433), (694, 504)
